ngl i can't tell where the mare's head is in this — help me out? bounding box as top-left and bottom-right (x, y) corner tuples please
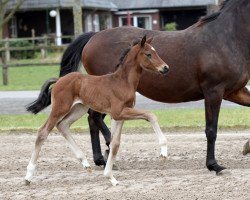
(134, 35), (169, 75)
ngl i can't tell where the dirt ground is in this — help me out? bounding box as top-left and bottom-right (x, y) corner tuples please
(0, 131), (249, 200)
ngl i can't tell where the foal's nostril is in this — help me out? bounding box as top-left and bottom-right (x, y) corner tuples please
(163, 66), (169, 73)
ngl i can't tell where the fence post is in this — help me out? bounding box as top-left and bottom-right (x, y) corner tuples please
(41, 35), (48, 58)
(4, 38), (10, 62)
(2, 51), (8, 85)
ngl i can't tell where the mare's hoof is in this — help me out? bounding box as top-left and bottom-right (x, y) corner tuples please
(243, 140), (250, 155)
(94, 159), (106, 166)
(24, 179), (30, 186)
(94, 156), (106, 166)
(207, 162), (226, 175)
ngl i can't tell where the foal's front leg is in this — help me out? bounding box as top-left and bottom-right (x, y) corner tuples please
(104, 120), (124, 186)
(117, 107), (168, 158)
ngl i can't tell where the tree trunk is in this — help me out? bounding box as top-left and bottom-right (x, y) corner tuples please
(73, 0), (83, 37)
(0, 28), (3, 40)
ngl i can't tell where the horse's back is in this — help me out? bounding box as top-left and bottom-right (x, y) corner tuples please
(82, 27), (204, 103)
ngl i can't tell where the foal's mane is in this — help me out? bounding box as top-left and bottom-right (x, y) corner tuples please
(197, 0), (232, 26)
(115, 39), (140, 70)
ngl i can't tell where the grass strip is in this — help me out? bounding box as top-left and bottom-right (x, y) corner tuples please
(0, 108), (249, 133)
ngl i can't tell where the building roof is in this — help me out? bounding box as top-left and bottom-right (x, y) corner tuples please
(7, 0), (216, 11)
(7, 0), (117, 11)
(111, 0), (216, 10)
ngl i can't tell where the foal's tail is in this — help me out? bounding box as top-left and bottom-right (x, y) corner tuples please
(26, 78), (58, 114)
(59, 32), (96, 77)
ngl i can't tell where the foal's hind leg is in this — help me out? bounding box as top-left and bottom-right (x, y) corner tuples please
(57, 104), (91, 170)
(25, 117), (58, 185)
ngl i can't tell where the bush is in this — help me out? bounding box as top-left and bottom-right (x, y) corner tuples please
(9, 40), (35, 59)
(164, 22), (177, 31)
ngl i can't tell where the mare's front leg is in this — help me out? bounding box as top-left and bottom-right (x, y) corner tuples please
(88, 109), (112, 166)
(224, 86), (250, 155)
(204, 89), (226, 174)
(87, 110), (106, 166)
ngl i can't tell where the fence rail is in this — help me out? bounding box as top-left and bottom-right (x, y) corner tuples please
(0, 35), (73, 85)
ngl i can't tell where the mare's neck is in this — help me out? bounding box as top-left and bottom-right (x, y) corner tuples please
(113, 50), (142, 91)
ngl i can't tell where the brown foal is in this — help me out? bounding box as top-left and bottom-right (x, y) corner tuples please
(25, 36), (169, 186)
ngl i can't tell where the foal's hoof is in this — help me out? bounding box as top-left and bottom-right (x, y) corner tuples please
(109, 177), (119, 186)
(84, 166), (92, 173)
(24, 179), (31, 186)
(243, 140), (250, 155)
(159, 154), (168, 161)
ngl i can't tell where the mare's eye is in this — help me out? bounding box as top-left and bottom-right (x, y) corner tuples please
(146, 54), (151, 59)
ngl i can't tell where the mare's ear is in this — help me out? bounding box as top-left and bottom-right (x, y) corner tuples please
(140, 35), (147, 47)
(147, 37), (153, 44)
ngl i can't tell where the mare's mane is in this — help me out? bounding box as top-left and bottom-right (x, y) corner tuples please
(197, 0), (232, 26)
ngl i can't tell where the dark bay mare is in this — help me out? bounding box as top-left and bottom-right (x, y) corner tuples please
(31, 0), (250, 174)
(25, 36), (169, 185)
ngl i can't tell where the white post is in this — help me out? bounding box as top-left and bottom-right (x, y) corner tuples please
(133, 16), (138, 27)
(56, 8), (62, 46)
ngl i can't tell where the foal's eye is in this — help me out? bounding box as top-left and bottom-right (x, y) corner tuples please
(146, 54), (152, 59)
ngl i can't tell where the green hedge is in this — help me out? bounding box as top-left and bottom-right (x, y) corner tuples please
(9, 40), (35, 59)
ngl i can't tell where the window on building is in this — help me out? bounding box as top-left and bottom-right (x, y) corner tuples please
(138, 16), (150, 29)
(86, 14), (92, 32)
(93, 14), (100, 32)
(119, 15), (152, 30)
(99, 14), (112, 30)
(10, 17), (17, 37)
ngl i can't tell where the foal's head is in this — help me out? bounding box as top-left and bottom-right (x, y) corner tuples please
(134, 35), (169, 75)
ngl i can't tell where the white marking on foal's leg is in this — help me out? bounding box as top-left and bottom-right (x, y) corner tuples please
(104, 145), (119, 186)
(104, 120), (123, 186)
(24, 161), (36, 184)
(149, 113), (168, 158)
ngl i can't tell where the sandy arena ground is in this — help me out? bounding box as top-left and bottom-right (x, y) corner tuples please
(0, 131), (249, 200)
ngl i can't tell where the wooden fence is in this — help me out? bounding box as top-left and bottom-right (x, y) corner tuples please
(0, 35), (74, 85)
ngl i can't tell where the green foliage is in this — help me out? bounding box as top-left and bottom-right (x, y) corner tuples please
(164, 22), (177, 31)
(9, 40), (35, 59)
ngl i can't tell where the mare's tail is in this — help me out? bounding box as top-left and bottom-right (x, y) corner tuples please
(59, 32), (96, 77)
(26, 78), (58, 114)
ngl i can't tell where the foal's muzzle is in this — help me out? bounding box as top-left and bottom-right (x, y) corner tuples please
(159, 65), (169, 75)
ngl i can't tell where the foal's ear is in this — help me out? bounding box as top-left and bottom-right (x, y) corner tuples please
(147, 37), (153, 44)
(140, 35), (147, 47)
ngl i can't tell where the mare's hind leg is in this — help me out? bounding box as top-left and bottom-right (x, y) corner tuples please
(57, 104), (91, 170)
(224, 87), (250, 155)
(25, 116), (58, 185)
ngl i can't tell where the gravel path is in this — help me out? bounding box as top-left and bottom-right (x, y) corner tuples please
(0, 131), (249, 200)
